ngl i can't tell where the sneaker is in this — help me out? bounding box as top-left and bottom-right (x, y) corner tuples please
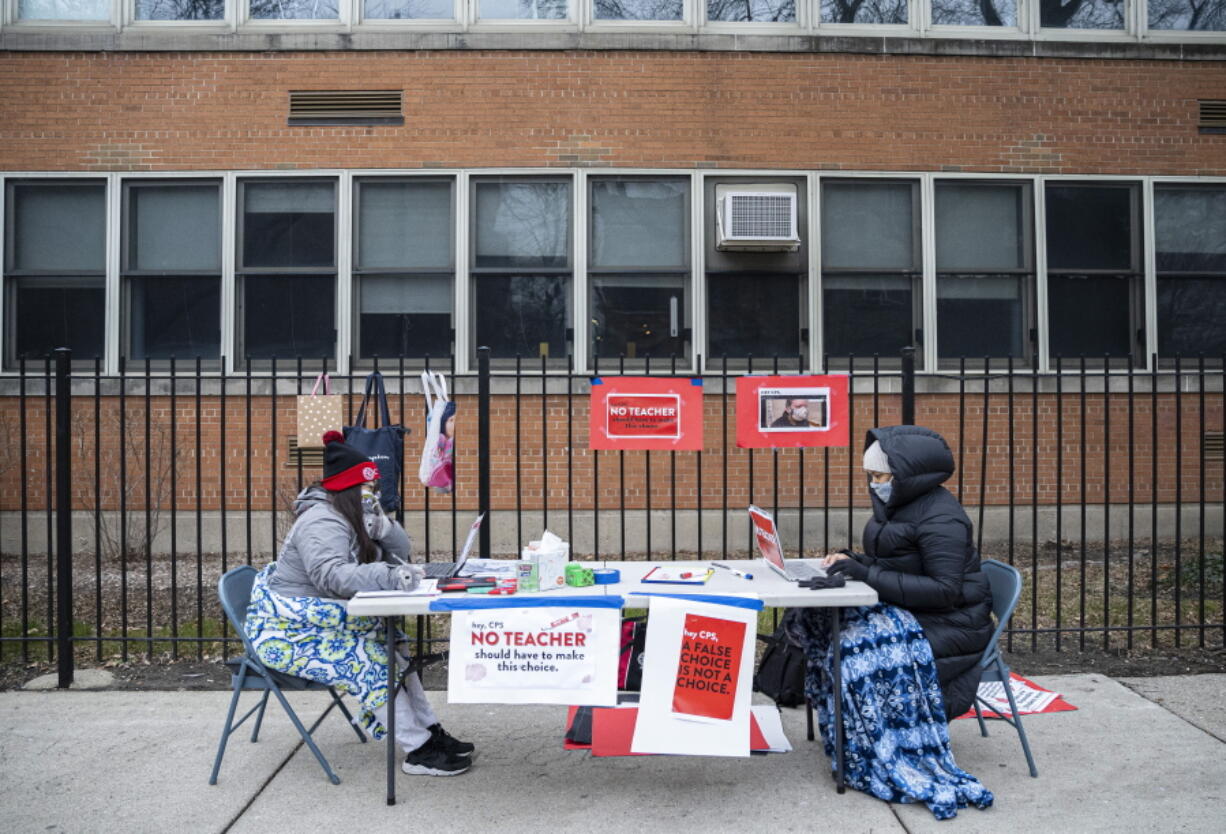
(430, 723), (476, 759)
(403, 737), (471, 777)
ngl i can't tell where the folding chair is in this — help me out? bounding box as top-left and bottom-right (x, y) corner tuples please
(209, 566), (366, 786)
(973, 559), (1039, 778)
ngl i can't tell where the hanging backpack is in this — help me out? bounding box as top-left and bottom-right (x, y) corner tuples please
(417, 371), (455, 493)
(343, 372), (407, 513)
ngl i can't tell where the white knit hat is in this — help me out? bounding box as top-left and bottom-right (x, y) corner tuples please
(863, 440), (891, 474)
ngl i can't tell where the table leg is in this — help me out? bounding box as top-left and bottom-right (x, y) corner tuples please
(831, 607), (845, 794)
(385, 615), (397, 806)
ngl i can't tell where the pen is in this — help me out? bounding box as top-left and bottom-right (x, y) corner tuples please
(711, 562), (754, 580)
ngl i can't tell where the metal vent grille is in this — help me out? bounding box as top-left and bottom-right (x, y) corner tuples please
(1206, 431), (1224, 462)
(1199, 100), (1226, 133)
(727, 193), (795, 239)
(289, 90), (404, 125)
(286, 436), (325, 469)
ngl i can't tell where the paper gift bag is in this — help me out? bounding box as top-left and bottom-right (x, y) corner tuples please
(297, 373), (343, 448)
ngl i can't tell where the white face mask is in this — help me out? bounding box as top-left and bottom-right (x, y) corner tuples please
(870, 480), (894, 504)
(791, 406), (808, 422)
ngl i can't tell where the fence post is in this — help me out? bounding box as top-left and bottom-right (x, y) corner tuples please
(54, 347), (74, 689)
(478, 346), (491, 558)
(901, 346), (916, 426)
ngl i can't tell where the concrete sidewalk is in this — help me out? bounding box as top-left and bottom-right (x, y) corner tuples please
(1, 674), (1223, 833)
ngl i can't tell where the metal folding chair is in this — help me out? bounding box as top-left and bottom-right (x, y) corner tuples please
(973, 559), (1039, 777)
(209, 565), (366, 786)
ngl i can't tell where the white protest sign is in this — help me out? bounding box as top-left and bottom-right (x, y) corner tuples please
(630, 594), (762, 757)
(446, 601), (620, 706)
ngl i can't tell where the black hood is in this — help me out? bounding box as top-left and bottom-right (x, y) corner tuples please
(866, 425), (955, 510)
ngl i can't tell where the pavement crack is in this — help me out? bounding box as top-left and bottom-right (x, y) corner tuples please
(217, 735), (308, 834)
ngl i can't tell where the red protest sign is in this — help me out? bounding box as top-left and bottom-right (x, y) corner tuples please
(735, 374), (850, 449)
(589, 377), (704, 451)
(671, 613), (747, 722)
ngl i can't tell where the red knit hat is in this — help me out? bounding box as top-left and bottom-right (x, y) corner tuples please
(320, 431), (379, 492)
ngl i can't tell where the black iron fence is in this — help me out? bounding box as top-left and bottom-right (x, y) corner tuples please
(1, 348), (1223, 683)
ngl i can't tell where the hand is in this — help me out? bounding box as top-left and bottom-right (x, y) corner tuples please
(365, 511), (391, 541)
(395, 564), (425, 592)
(827, 557), (868, 582)
(821, 552), (852, 569)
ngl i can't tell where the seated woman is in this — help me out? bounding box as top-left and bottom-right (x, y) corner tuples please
(245, 431), (474, 777)
(788, 425), (994, 819)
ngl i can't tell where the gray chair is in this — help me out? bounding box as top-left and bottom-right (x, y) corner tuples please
(209, 565), (366, 786)
(973, 559), (1039, 778)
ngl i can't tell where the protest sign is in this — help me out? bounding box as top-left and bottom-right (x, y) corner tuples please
(735, 374), (849, 449)
(589, 377), (704, 451)
(671, 613), (747, 722)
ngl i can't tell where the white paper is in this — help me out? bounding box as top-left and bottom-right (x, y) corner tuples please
(352, 580), (440, 598)
(750, 705), (792, 753)
(976, 677), (1058, 716)
(457, 559), (520, 578)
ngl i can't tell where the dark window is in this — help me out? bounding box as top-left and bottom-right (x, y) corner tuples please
(13, 283), (105, 360)
(472, 274), (570, 359)
(1155, 185), (1226, 359)
(822, 275), (913, 360)
(242, 275), (336, 360)
(709, 273), (804, 360)
(243, 182), (335, 268)
(1048, 275), (1134, 359)
(1046, 185), (1135, 272)
(130, 277), (221, 361)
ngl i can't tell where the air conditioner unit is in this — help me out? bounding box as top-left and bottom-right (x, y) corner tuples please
(715, 186), (800, 252)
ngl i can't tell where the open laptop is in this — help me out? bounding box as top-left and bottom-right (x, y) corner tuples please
(421, 514), (486, 579)
(747, 505), (824, 582)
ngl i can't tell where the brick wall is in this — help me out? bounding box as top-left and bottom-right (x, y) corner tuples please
(0, 51), (1223, 175)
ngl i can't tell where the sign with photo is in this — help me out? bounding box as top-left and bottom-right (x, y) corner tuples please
(589, 376), (704, 451)
(735, 374), (849, 448)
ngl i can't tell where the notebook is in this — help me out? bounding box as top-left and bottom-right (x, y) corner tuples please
(747, 505), (824, 583)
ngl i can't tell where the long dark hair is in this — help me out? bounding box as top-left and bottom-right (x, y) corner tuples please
(323, 482), (378, 564)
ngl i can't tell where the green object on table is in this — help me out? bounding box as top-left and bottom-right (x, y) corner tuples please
(565, 563), (594, 587)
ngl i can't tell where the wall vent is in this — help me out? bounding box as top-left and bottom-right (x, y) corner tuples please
(1205, 431), (1224, 463)
(286, 436), (326, 469)
(289, 90), (404, 126)
(1199, 100), (1226, 133)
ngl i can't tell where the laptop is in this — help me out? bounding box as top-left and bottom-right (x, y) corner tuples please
(747, 505), (824, 582)
(421, 514), (486, 579)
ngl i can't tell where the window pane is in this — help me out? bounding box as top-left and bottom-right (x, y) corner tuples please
(134, 0), (224, 20)
(822, 275), (912, 359)
(1155, 187), (1226, 273)
(357, 181), (453, 270)
(708, 273), (801, 359)
(243, 276), (335, 359)
(595, 0), (683, 19)
(591, 180), (687, 269)
(242, 182), (335, 269)
(249, 0), (339, 18)
(473, 275), (570, 359)
(938, 275), (1025, 358)
(129, 277), (221, 360)
(707, 0), (796, 22)
(1158, 279), (1226, 357)
(1047, 274), (1132, 358)
(592, 276), (686, 361)
(1045, 185), (1135, 272)
(1040, 0), (1124, 29)
(820, 0), (906, 23)
(130, 184), (221, 272)
(1148, 0), (1226, 29)
(474, 182), (570, 269)
(11, 183), (105, 273)
(935, 183), (1025, 271)
(359, 275), (451, 359)
(14, 282), (105, 360)
(478, 0), (568, 19)
(364, 0), (454, 18)
(930, 0), (1016, 24)
(18, 0), (109, 18)
(821, 182), (916, 270)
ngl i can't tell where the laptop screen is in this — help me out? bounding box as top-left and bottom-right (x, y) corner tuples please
(747, 505), (787, 574)
(456, 513), (486, 566)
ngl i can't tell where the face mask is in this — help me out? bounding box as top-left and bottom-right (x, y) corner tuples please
(791, 406), (808, 422)
(870, 480), (893, 504)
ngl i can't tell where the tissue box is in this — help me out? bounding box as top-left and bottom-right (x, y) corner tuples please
(522, 543), (569, 591)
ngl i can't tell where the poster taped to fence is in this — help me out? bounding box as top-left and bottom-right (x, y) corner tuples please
(735, 375), (849, 449)
(589, 377), (704, 451)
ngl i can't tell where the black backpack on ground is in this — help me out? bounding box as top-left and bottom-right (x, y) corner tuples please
(753, 609), (808, 708)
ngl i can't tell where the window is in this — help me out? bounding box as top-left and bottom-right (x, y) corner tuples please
(707, 0), (795, 22)
(1155, 185), (1226, 359)
(4, 180), (106, 365)
(589, 177), (690, 366)
(820, 0), (906, 23)
(706, 178), (807, 367)
(237, 179), (337, 363)
(930, 0), (1017, 26)
(1044, 182), (1143, 362)
(364, 0), (455, 19)
(470, 178), (572, 363)
(1148, 0), (1226, 30)
(134, 0), (224, 20)
(478, 0), (569, 20)
(17, 0), (110, 19)
(353, 178), (454, 361)
(122, 181), (222, 362)
(821, 179), (919, 363)
(596, 0), (683, 20)
(249, 0), (339, 20)
(935, 181), (1033, 363)
(1041, 0), (1126, 30)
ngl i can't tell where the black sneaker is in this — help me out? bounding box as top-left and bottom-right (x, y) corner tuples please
(403, 737), (471, 777)
(430, 723), (477, 759)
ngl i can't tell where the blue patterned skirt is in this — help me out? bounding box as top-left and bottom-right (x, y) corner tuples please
(788, 603), (994, 820)
(244, 563), (394, 740)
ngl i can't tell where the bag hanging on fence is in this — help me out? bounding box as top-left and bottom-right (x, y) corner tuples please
(417, 371), (455, 494)
(296, 373), (344, 448)
(752, 609), (808, 708)
(343, 372), (407, 512)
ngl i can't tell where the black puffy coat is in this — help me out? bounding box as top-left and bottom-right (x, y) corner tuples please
(858, 425), (993, 721)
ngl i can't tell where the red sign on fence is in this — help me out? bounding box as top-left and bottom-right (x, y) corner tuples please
(735, 375), (850, 449)
(589, 377), (703, 451)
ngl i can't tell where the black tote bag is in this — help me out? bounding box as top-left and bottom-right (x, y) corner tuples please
(343, 372), (407, 512)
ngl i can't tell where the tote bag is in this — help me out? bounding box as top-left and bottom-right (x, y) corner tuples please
(296, 373), (343, 448)
(343, 372), (407, 512)
(417, 371), (454, 493)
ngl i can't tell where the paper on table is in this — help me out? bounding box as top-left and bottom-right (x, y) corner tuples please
(352, 579), (440, 598)
(457, 559), (519, 578)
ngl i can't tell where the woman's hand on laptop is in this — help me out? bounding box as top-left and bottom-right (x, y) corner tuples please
(821, 552), (852, 568)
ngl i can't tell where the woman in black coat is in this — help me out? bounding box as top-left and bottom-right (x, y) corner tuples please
(824, 424), (994, 720)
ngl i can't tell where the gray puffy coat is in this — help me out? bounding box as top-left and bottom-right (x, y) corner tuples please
(267, 485), (411, 600)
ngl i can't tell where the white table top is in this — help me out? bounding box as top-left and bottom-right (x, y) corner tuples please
(346, 559), (876, 616)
